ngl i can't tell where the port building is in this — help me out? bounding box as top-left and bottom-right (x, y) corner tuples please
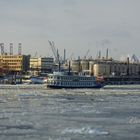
(0, 54), (30, 74)
(29, 57), (54, 75)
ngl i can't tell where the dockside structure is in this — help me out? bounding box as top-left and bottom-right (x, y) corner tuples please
(0, 54), (30, 74)
(29, 57), (54, 75)
(71, 59), (140, 77)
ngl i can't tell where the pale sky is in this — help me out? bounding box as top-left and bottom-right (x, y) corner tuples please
(0, 0), (140, 60)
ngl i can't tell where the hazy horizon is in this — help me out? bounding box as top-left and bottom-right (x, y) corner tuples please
(0, 0), (140, 60)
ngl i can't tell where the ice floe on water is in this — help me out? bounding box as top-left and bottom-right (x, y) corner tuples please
(0, 84), (140, 139)
(0, 84), (46, 90)
(128, 117), (140, 124)
(61, 127), (109, 135)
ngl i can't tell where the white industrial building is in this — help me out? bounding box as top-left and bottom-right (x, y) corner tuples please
(29, 57), (54, 76)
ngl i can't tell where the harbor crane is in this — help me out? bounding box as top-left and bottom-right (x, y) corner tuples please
(48, 40), (60, 63)
(84, 49), (90, 59)
(131, 54), (139, 63)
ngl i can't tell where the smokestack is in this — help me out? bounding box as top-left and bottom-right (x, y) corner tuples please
(0, 43), (4, 55)
(106, 48), (109, 60)
(10, 43), (13, 55)
(64, 49), (66, 62)
(18, 43), (22, 55)
(56, 48), (59, 62)
(68, 60), (71, 75)
(127, 57), (129, 76)
(98, 51), (101, 59)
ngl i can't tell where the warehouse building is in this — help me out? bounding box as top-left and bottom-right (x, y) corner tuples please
(0, 54), (30, 74)
(29, 57), (54, 75)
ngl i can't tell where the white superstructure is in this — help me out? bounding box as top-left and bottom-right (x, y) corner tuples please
(47, 72), (104, 89)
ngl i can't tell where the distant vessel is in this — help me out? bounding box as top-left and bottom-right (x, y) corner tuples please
(47, 72), (104, 89)
(30, 76), (47, 84)
(22, 75), (47, 84)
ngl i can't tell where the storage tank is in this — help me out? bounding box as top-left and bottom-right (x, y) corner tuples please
(81, 60), (89, 71)
(89, 61), (95, 75)
(71, 60), (81, 72)
(94, 63), (110, 77)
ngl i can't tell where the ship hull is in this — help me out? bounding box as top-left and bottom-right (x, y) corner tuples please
(47, 84), (104, 89)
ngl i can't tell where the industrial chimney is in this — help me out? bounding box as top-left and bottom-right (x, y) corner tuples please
(0, 43), (4, 55)
(18, 43), (22, 55)
(10, 43), (13, 55)
(106, 48), (109, 60)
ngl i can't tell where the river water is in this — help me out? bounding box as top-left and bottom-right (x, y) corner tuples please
(0, 84), (140, 140)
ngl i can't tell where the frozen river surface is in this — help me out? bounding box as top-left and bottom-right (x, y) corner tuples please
(0, 84), (140, 140)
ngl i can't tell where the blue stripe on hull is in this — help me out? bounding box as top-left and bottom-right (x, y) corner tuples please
(47, 84), (103, 89)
